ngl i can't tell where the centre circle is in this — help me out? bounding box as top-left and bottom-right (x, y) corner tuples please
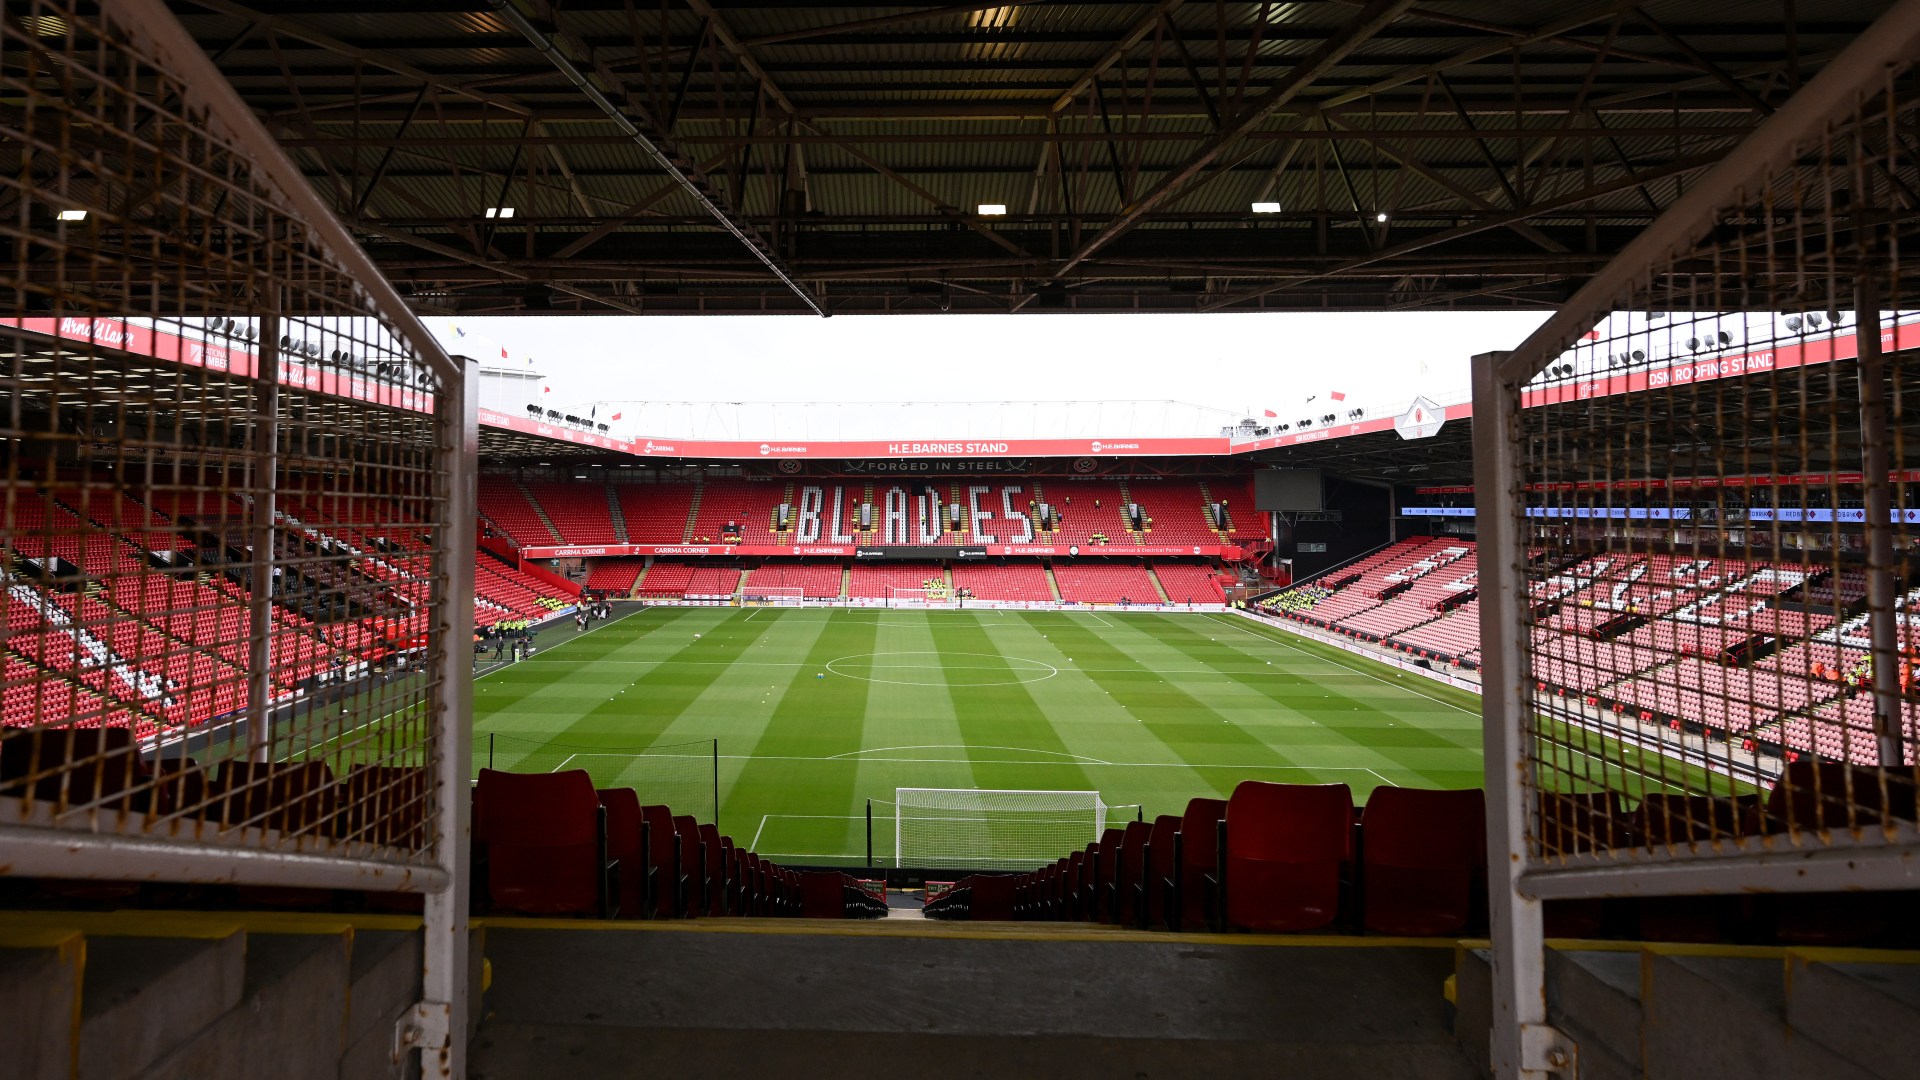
(824, 651), (1059, 687)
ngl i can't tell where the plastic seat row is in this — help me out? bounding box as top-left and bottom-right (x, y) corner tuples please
(926, 782), (1488, 937)
(474, 768), (885, 920)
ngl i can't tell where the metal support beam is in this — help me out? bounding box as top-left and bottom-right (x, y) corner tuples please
(245, 313), (279, 764)
(488, 0), (825, 315)
(1049, 0), (1418, 281)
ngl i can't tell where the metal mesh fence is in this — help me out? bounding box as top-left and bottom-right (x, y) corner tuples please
(1485, 58), (1920, 870)
(0, 0), (466, 877)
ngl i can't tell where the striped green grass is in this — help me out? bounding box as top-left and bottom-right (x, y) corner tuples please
(472, 606), (1493, 864)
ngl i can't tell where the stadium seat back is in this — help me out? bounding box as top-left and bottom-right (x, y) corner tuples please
(698, 823), (725, 915)
(211, 760), (340, 837)
(1224, 781), (1353, 933)
(1764, 761), (1918, 833)
(1092, 827), (1124, 921)
(971, 874), (1017, 920)
(341, 765), (429, 849)
(1360, 786), (1484, 936)
(1116, 820), (1151, 923)
(598, 788), (645, 916)
(640, 805), (681, 915)
(1537, 791), (1630, 855)
(476, 769), (604, 915)
(1145, 814), (1180, 925)
(799, 871), (845, 918)
(0, 726), (144, 810)
(1177, 797), (1228, 928)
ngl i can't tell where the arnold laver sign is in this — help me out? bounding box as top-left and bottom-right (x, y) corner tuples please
(1394, 397), (1447, 440)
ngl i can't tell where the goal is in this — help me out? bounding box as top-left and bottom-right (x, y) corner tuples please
(895, 788), (1109, 869)
(744, 587), (807, 606)
(886, 586), (950, 608)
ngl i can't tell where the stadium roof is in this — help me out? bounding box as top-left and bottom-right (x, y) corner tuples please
(168, 0), (1892, 315)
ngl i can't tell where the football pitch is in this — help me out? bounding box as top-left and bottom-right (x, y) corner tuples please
(470, 604), (1496, 865)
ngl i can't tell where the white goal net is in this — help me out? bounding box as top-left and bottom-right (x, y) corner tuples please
(895, 787), (1108, 869)
(744, 586), (807, 606)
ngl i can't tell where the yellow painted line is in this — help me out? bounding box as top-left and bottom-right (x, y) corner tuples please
(1785, 945), (1920, 966)
(473, 916), (1462, 949)
(0, 912), (244, 941)
(0, 925), (85, 950)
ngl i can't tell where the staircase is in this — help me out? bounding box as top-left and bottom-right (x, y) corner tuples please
(774, 481), (795, 538)
(470, 923), (1478, 1078)
(1045, 563), (1063, 602)
(1198, 480), (1231, 538)
(1454, 942), (1920, 1079)
(681, 486), (702, 542)
(839, 564), (852, 599)
(517, 480), (564, 543)
(606, 484), (629, 543)
(1116, 480), (1144, 544)
(0, 910), (484, 1080)
(1146, 563), (1172, 603)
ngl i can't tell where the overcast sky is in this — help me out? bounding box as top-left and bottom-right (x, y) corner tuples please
(439, 310), (1550, 438)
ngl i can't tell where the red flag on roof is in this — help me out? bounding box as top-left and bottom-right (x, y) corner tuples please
(500, 345), (509, 359)
(1262, 409), (1277, 418)
(611, 412), (622, 420)
(1329, 390), (1346, 402)
(542, 386), (551, 394)
(1582, 329), (1600, 340)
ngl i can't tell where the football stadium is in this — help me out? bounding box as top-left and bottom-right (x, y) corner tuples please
(4, 2), (1920, 1078)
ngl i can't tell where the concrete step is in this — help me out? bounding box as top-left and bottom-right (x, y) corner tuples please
(128, 926), (354, 1080)
(82, 928), (247, 1080)
(1456, 943), (1919, 1080)
(0, 912), (484, 1080)
(1786, 953), (1920, 1079)
(471, 923), (1476, 1080)
(0, 927), (86, 1080)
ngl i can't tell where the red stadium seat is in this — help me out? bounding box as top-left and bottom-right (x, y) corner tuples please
(1175, 797), (1228, 931)
(341, 764), (429, 850)
(1222, 781), (1353, 933)
(1113, 819), (1151, 926)
(698, 824), (727, 915)
(1091, 827), (1124, 922)
(970, 873), (1017, 920)
(475, 769), (612, 917)
(1626, 793), (1746, 942)
(208, 760), (340, 838)
(1142, 814), (1180, 930)
(1763, 762), (1912, 945)
(598, 788), (646, 919)
(799, 871), (847, 918)
(0, 726), (145, 813)
(1536, 791), (1625, 938)
(1360, 786), (1485, 936)
(640, 805), (683, 917)
(673, 815), (702, 917)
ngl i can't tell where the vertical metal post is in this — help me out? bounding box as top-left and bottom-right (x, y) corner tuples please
(866, 799), (874, 868)
(488, 732), (495, 770)
(1472, 350), (1558, 1080)
(712, 739), (721, 829)
(1854, 273), (1906, 769)
(245, 313), (280, 764)
(421, 353), (478, 1079)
